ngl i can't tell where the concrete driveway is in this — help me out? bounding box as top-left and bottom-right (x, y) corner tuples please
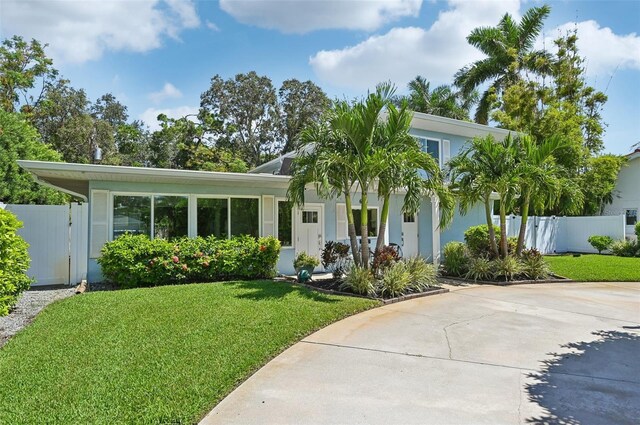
(201, 282), (640, 424)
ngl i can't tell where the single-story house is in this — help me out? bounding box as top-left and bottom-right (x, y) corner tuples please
(19, 112), (511, 282)
(603, 147), (640, 240)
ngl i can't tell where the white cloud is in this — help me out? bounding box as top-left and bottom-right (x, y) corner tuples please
(543, 20), (640, 77)
(149, 83), (183, 104)
(219, 0), (422, 33)
(140, 106), (199, 131)
(206, 20), (220, 32)
(0, 0), (200, 63)
(309, 0), (520, 89)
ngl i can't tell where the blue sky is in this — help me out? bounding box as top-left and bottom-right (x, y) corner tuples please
(2, 0), (639, 154)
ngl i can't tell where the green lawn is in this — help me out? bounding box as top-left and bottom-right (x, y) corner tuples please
(0, 280), (378, 424)
(546, 254), (640, 282)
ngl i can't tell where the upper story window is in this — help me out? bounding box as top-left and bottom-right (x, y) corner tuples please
(416, 137), (441, 165)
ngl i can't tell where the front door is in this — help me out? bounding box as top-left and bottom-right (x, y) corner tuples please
(296, 205), (323, 261)
(402, 213), (419, 257)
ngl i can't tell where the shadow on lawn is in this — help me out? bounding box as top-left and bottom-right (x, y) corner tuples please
(525, 329), (640, 424)
(223, 280), (340, 303)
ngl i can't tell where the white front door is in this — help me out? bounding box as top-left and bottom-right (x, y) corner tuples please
(402, 212), (419, 257)
(296, 205), (323, 260)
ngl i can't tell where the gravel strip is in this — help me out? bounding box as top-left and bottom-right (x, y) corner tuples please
(0, 286), (76, 348)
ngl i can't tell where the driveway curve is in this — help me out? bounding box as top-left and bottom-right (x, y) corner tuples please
(201, 282), (640, 424)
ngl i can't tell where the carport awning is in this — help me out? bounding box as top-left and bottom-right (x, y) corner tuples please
(18, 160), (292, 201)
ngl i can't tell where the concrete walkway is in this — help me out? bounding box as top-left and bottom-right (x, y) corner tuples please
(201, 282), (640, 424)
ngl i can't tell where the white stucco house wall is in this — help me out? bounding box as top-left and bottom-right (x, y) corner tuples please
(603, 148), (639, 240)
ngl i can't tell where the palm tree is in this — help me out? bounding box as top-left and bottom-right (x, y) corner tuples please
(404, 76), (476, 121)
(287, 120), (362, 266)
(449, 134), (520, 258)
(374, 100), (454, 252)
(454, 5), (552, 124)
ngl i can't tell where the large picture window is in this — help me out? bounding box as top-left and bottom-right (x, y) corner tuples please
(154, 196), (188, 240)
(230, 198), (259, 237)
(197, 198), (228, 238)
(113, 195), (151, 238)
(352, 208), (378, 237)
(277, 200), (293, 247)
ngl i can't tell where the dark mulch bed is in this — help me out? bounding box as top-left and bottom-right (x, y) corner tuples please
(440, 274), (572, 286)
(285, 276), (449, 304)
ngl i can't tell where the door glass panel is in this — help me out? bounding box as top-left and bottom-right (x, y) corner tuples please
(302, 211), (318, 224)
(197, 198), (228, 238)
(403, 213), (415, 223)
(113, 195), (151, 239)
(230, 198), (259, 237)
(154, 196), (188, 240)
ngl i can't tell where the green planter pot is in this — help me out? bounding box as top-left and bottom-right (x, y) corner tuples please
(295, 266), (315, 282)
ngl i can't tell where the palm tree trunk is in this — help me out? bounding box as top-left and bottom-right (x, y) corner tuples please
(375, 195), (390, 253)
(499, 197), (508, 258)
(484, 193), (499, 258)
(344, 192), (360, 267)
(360, 191), (370, 269)
(516, 189), (531, 256)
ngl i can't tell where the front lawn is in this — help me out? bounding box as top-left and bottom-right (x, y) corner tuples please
(0, 280), (377, 424)
(545, 254), (640, 282)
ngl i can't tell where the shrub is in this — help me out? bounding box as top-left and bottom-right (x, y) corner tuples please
(321, 241), (350, 279)
(443, 241), (468, 276)
(0, 209), (33, 316)
(293, 252), (320, 270)
(404, 257), (438, 291)
(464, 225), (500, 257)
(378, 261), (411, 298)
(371, 245), (400, 278)
(99, 234), (281, 288)
(520, 248), (550, 280)
(587, 235), (613, 254)
(464, 257), (492, 282)
(610, 239), (639, 258)
(492, 256), (522, 281)
(340, 266), (376, 297)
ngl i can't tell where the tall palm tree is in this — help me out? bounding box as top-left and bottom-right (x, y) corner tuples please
(287, 120), (362, 266)
(454, 5), (552, 124)
(449, 134), (520, 258)
(374, 100), (454, 252)
(404, 76), (476, 121)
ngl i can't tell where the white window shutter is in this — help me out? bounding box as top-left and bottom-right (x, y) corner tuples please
(442, 139), (451, 168)
(262, 195), (275, 237)
(90, 190), (109, 258)
(336, 204), (347, 240)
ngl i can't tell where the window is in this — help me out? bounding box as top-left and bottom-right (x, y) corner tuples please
(626, 209), (638, 226)
(418, 138), (440, 164)
(352, 208), (378, 237)
(113, 195), (151, 238)
(277, 201), (293, 247)
(230, 198), (259, 237)
(154, 196), (188, 240)
(302, 211), (318, 224)
(403, 213), (415, 223)
(197, 198), (228, 238)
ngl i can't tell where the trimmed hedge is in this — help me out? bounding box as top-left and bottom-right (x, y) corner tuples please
(98, 234), (281, 288)
(0, 209), (32, 316)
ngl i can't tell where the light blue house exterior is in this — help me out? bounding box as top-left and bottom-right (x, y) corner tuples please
(19, 112), (510, 282)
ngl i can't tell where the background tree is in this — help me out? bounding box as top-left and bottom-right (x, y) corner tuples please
(402, 76), (476, 120)
(454, 5), (552, 124)
(278, 79), (330, 153)
(580, 155), (626, 215)
(0, 35), (58, 113)
(200, 71), (279, 167)
(0, 110), (66, 204)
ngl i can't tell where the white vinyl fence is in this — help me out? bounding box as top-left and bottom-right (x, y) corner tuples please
(492, 214), (626, 254)
(2, 203), (88, 286)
